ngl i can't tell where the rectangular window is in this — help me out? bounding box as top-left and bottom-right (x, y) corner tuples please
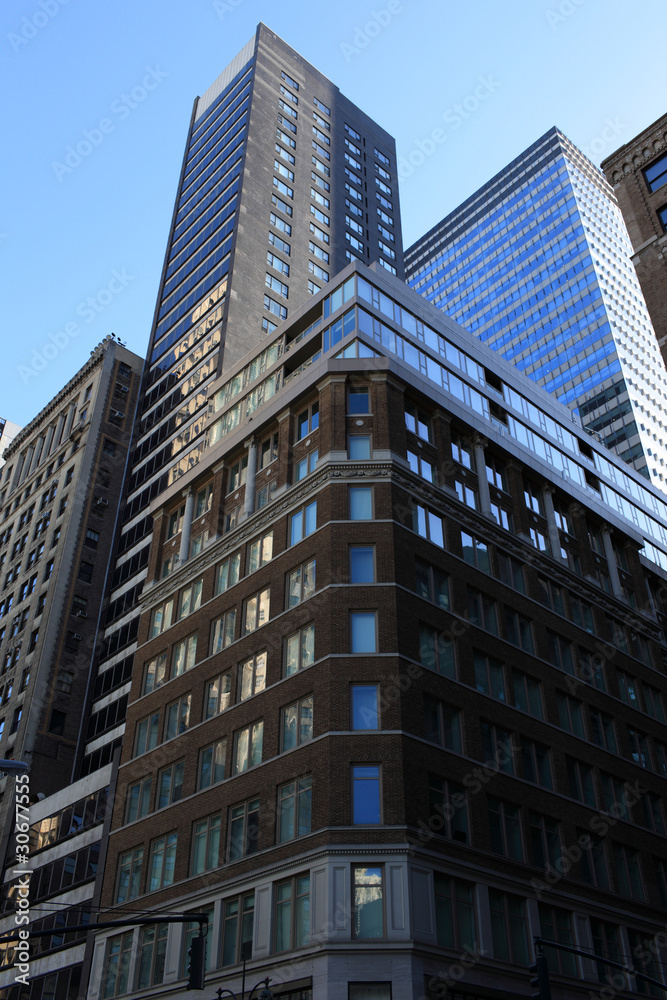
(489, 890), (529, 965)
(424, 699), (462, 752)
(352, 865), (383, 939)
(511, 669), (543, 717)
(309, 222), (330, 244)
(191, 813), (221, 875)
(156, 760), (184, 809)
(429, 777), (469, 844)
(164, 694), (191, 740)
(350, 611), (377, 653)
(290, 501), (317, 543)
(349, 546), (374, 584)
(557, 693), (584, 737)
(588, 708), (617, 752)
(412, 503), (444, 546)
(242, 588), (270, 634)
(228, 798), (260, 861)
(233, 721), (264, 773)
(115, 848), (144, 904)
(278, 779), (312, 844)
(239, 651), (267, 701)
(172, 634), (197, 677)
(570, 594), (595, 633)
(529, 812), (560, 868)
(461, 531), (491, 573)
(275, 875), (310, 952)
(419, 625), (455, 677)
(199, 739), (226, 790)
(481, 721), (514, 773)
(644, 152), (667, 192)
(415, 561), (449, 609)
(467, 587), (498, 634)
(210, 610), (236, 654)
(567, 757), (596, 806)
(488, 796), (523, 860)
(281, 695), (313, 751)
(454, 480), (478, 509)
(270, 212), (292, 235)
(580, 833), (610, 888)
(125, 778), (151, 824)
(351, 685), (379, 730)
(473, 650), (505, 700)
(434, 875), (476, 951)
(247, 531), (273, 573)
(215, 552), (241, 595)
(264, 294), (288, 320)
(265, 271), (289, 297)
(285, 624), (315, 675)
(177, 578), (202, 620)
(151, 598), (174, 638)
(101, 932), (133, 999)
(204, 671), (231, 718)
(309, 240), (329, 262)
(269, 232), (291, 255)
(134, 713), (159, 757)
(221, 892), (254, 966)
(294, 449), (318, 481)
(287, 558), (315, 607)
(627, 726), (651, 767)
(521, 738), (552, 788)
(504, 609), (534, 652)
(547, 631), (574, 673)
(349, 435), (371, 460)
(267, 250), (290, 275)
(352, 765), (381, 824)
(148, 832), (177, 891)
(538, 904), (578, 977)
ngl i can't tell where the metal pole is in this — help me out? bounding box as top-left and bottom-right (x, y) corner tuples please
(534, 936), (667, 995)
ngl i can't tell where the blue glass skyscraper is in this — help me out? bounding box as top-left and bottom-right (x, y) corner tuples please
(405, 127), (667, 488)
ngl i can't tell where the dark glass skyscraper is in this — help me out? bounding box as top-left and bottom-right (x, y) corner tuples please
(82, 22), (403, 781)
(405, 128), (667, 488)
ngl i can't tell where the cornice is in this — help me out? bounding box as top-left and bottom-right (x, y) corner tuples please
(142, 461), (392, 610)
(5, 342), (110, 457)
(141, 460), (660, 641)
(602, 118), (667, 182)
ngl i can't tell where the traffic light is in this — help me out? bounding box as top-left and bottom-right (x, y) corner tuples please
(187, 932), (206, 990)
(529, 954), (551, 1000)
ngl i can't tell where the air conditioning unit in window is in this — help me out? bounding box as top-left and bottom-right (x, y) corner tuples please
(116, 385), (129, 394)
(74, 610), (88, 619)
(72, 633), (83, 641)
(111, 410), (125, 419)
(95, 498), (109, 508)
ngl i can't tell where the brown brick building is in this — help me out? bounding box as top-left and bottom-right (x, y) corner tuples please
(87, 264), (667, 1000)
(602, 113), (667, 362)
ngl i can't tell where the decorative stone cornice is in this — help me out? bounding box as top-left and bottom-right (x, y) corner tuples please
(5, 343), (109, 457)
(140, 458), (662, 642)
(602, 114), (667, 184)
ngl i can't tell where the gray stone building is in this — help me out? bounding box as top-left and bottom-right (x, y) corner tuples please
(0, 336), (143, 995)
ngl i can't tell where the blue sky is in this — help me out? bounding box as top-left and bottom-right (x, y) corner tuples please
(1, 0), (664, 427)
